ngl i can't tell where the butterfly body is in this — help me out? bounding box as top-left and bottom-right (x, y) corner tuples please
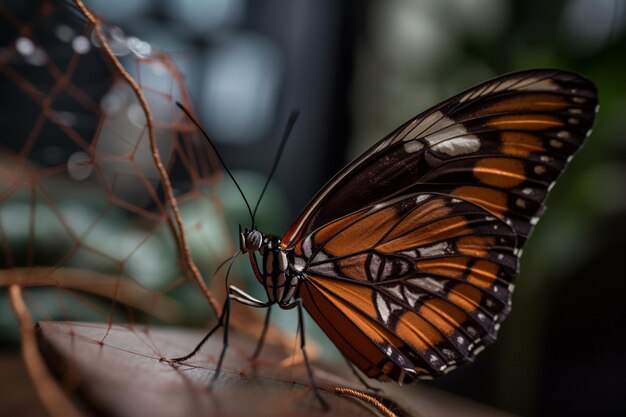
(241, 228), (302, 307)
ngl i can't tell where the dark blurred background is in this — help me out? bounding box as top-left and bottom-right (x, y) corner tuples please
(1, 0), (625, 416)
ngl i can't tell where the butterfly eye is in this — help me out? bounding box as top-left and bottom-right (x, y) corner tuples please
(245, 230), (263, 251)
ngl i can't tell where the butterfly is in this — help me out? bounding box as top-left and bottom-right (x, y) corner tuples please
(173, 69), (598, 408)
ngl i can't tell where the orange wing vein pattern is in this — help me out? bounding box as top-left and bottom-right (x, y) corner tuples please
(285, 69), (597, 381)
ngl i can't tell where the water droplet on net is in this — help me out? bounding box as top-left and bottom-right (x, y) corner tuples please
(68, 151), (93, 181)
(15, 37), (35, 55)
(72, 35), (91, 54)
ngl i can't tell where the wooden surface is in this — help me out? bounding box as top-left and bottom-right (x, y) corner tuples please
(35, 322), (517, 417)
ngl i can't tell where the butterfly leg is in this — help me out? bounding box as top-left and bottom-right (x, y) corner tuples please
(208, 294), (232, 385)
(170, 286), (270, 368)
(170, 295), (230, 364)
(249, 305), (272, 362)
(224, 286), (274, 362)
(292, 298), (330, 410)
(210, 287), (273, 385)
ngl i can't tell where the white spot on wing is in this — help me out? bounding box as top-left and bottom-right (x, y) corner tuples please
(408, 277), (445, 294)
(467, 326), (478, 337)
(516, 198), (527, 209)
(432, 136), (481, 156)
(400, 249), (418, 259)
(403, 140), (424, 153)
(369, 254), (381, 281)
(302, 236), (313, 258)
(534, 165), (547, 175)
(418, 241), (450, 257)
(403, 288), (422, 307)
(557, 130), (570, 139)
(379, 260), (395, 281)
(376, 293), (390, 323)
(294, 257), (306, 272)
(416, 194), (430, 204)
(311, 250), (329, 264)
(444, 364), (458, 374)
(417, 112), (480, 157)
(473, 345), (486, 355)
(550, 139), (563, 148)
(386, 284), (404, 300)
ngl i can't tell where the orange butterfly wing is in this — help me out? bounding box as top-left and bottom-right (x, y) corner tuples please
(283, 69), (597, 248)
(297, 194), (516, 380)
(284, 69), (597, 381)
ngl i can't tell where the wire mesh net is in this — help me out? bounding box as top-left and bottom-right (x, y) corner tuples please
(0, 0), (237, 347)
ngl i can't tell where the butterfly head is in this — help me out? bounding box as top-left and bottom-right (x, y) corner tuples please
(239, 225), (263, 253)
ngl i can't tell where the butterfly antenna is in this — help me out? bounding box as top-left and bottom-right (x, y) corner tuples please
(211, 255), (236, 282)
(176, 102), (254, 224)
(252, 111), (299, 226)
(223, 250), (241, 293)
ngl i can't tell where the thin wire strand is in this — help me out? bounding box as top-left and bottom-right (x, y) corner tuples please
(175, 102), (254, 224)
(74, 0), (221, 316)
(332, 387), (397, 417)
(252, 111), (299, 225)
